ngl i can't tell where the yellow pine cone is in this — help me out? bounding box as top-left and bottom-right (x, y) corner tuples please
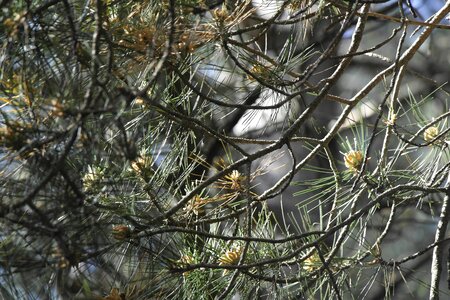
(212, 7), (229, 22)
(224, 170), (246, 191)
(101, 288), (125, 300)
(289, 0), (306, 11)
(344, 150), (363, 173)
(302, 252), (321, 273)
(218, 246), (242, 275)
(424, 126), (439, 144)
(178, 254), (195, 276)
(247, 64), (267, 81)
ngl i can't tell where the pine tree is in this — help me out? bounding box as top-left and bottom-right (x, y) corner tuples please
(1, 0), (450, 299)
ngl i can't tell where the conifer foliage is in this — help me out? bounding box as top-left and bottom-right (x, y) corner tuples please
(1, 0), (450, 299)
